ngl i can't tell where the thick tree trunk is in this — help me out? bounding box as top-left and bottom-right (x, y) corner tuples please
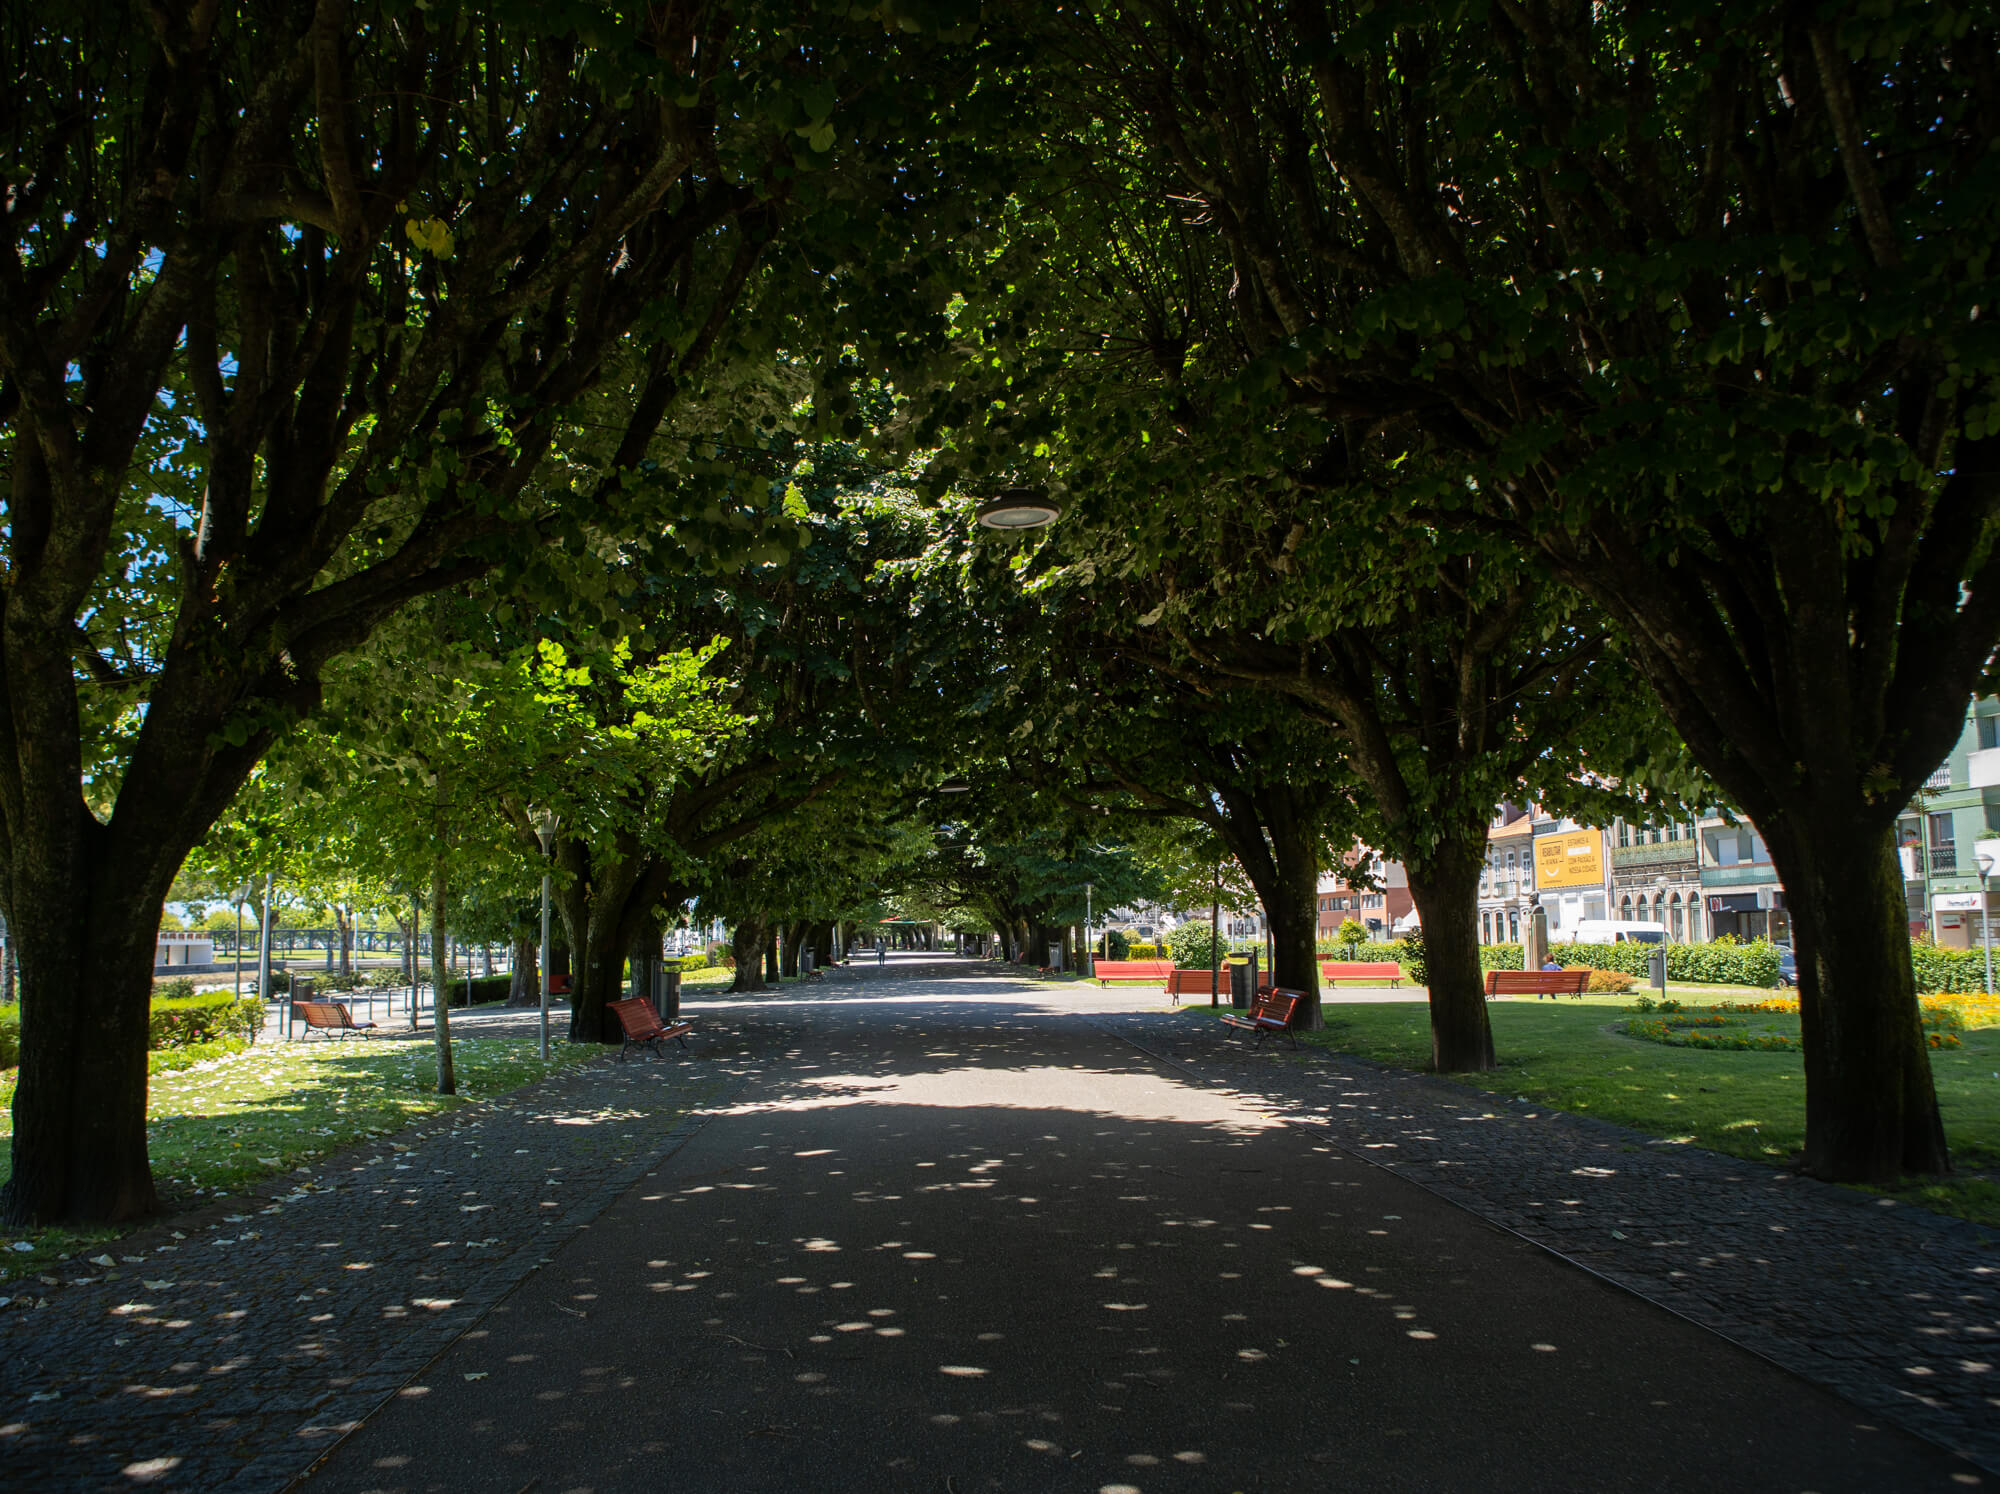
(1210, 785), (1326, 1029)
(1, 849), (167, 1224)
(1765, 819), (1948, 1181)
(429, 853), (456, 1096)
(763, 928), (781, 983)
(780, 920), (804, 977)
(507, 938), (539, 1007)
(1405, 846), (1494, 1073)
(1264, 864), (1323, 1029)
(812, 921), (836, 968)
(731, 919), (769, 993)
(334, 905), (353, 978)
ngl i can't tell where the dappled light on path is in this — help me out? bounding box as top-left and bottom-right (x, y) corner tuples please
(302, 976), (1972, 1493)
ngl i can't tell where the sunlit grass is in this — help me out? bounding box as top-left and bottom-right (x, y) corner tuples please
(1196, 1001), (2000, 1229)
(0, 1037), (597, 1279)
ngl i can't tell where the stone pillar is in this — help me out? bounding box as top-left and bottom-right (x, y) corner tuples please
(1523, 902), (1549, 972)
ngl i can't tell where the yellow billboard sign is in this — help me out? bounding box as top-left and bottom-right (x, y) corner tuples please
(1534, 829), (1604, 890)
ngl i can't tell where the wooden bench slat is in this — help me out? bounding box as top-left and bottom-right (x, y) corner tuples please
(1483, 969), (1591, 1000)
(1092, 960), (1176, 984)
(1219, 988), (1305, 1048)
(298, 1000), (376, 1038)
(608, 997), (692, 1059)
(1320, 960), (1403, 987)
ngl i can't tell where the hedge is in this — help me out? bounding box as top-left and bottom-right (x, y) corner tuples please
(0, 1005), (16, 1069)
(1479, 940), (1782, 989)
(149, 988), (266, 1048)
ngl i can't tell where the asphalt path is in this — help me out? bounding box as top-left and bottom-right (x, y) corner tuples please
(300, 963), (1975, 1492)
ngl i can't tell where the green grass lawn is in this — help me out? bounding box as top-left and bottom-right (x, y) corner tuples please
(0, 1037), (598, 1281)
(1205, 998), (2000, 1230)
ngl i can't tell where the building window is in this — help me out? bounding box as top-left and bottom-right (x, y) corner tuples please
(1617, 821), (1630, 848)
(1671, 896), (1685, 941)
(1506, 850), (1517, 874)
(1508, 910), (1519, 942)
(1619, 895), (1632, 921)
(1481, 912), (1492, 944)
(1981, 715), (2000, 751)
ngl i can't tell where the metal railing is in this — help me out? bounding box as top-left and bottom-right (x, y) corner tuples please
(1930, 844), (1959, 874)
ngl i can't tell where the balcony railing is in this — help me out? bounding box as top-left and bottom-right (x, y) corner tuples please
(1931, 844), (1959, 874)
(1612, 840), (1699, 869)
(1924, 764), (1954, 791)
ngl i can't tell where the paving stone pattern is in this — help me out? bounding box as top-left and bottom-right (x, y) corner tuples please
(1106, 1009), (2000, 1473)
(0, 1028), (787, 1491)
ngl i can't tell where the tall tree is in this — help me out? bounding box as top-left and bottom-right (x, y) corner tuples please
(0, 1), (971, 1223)
(976, 3), (1996, 1179)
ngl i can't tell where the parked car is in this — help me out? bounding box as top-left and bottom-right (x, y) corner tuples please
(1571, 919), (1668, 945)
(1776, 945), (1797, 988)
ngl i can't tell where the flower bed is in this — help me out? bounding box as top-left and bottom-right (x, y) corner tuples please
(1623, 1015), (1800, 1052)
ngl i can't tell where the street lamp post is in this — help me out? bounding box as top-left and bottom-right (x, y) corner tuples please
(534, 809), (558, 1060)
(257, 873), (276, 1039)
(1980, 851), (1995, 998)
(230, 882), (251, 1004)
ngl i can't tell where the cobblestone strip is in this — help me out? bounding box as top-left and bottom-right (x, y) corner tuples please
(0, 1027), (785, 1492)
(1103, 1011), (2000, 1473)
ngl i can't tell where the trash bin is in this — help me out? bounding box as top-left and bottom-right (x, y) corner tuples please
(1047, 943), (1064, 972)
(1229, 958), (1253, 1008)
(652, 968), (682, 1021)
(1647, 949), (1667, 995)
(289, 975), (316, 1040)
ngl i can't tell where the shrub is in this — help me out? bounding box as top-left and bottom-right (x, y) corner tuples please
(1910, 946), (1997, 994)
(1395, 930), (1427, 987)
(1539, 939), (1782, 989)
(667, 953), (709, 973)
(1334, 918), (1368, 952)
(148, 991), (264, 1049)
(1167, 922), (1224, 971)
(1124, 942), (1161, 960)
(0, 1004), (17, 1069)
(446, 974), (515, 1007)
(1105, 929), (1131, 960)
(1585, 967), (1636, 993)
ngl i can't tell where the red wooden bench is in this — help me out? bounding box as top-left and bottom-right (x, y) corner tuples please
(297, 1000), (376, 1039)
(609, 996), (692, 1059)
(1321, 960), (1403, 987)
(1484, 969), (1591, 1000)
(1164, 967), (1227, 1001)
(1220, 988), (1305, 1048)
(549, 972), (573, 995)
(1092, 959), (1176, 985)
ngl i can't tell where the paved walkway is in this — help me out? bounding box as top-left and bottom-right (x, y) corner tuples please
(0, 1022), (784, 1489)
(3, 961), (1992, 1490)
(299, 967), (1980, 1492)
(1105, 1004), (2000, 1472)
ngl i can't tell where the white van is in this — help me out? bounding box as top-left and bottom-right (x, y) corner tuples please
(1571, 919), (1667, 945)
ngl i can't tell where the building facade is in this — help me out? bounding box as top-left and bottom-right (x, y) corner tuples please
(1697, 814), (1789, 943)
(1898, 697), (2000, 949)
(1531, 814), (1612, 941)
(1317, 858), (1411, 941)
(1478, 807), (1536, 944)
(1609, 815), (1705, 942)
